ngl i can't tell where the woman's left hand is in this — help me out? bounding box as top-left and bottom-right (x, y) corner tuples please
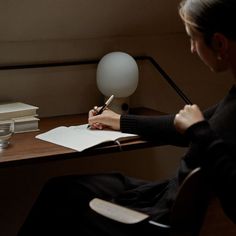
(174, 104), (204, 134)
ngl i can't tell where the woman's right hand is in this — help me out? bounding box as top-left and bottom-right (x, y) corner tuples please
(88, 107), (121, 130)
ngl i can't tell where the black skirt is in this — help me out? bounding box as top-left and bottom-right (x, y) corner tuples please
(18, 171), (180, 236)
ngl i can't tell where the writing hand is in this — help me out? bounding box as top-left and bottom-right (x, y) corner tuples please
(174, 104), (204, 134)
(88, 108), (121, 130)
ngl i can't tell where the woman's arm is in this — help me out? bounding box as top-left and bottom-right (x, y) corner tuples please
(174, 104), (236, 223)
(87, 103), (218, 146)
(88, 108), (188, 146)
(120, 113), (188, 146)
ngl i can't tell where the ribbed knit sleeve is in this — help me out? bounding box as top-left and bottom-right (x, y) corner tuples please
(120, 115), (138, 133)
(120, 114), (188, 146)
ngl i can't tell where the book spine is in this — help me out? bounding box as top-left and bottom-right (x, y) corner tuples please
(0, 110), (37, 120)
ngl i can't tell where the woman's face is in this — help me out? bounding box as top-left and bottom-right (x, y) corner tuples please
(185, 24), (226, 72)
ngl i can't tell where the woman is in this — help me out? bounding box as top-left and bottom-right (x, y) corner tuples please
(18, 0), (236, 235)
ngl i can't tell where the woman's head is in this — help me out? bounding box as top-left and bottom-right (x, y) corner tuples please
(179, 0), (236, 45)
(179, 0), (236, 73)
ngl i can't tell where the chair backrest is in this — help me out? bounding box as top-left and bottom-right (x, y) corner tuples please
(168, 167), (210, 236)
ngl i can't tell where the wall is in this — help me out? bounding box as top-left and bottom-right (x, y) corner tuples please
(0, 0), (232, 115)
(0, 34), (232, 116)
(0, 1), (234, 235)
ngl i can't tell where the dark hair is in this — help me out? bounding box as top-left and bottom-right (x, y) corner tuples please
(179, 0), (236, 45)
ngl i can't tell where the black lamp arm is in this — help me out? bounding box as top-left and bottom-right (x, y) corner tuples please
(135, 56), (192, 105)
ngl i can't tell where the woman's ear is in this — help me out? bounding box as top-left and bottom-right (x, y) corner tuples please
(211, 33), (229, 59)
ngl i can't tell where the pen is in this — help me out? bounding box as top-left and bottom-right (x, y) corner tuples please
(96, 95), (114, 115)
(87, 95), (114, 128)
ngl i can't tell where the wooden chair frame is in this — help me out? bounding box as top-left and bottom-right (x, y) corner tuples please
(90, 167), (210, 236)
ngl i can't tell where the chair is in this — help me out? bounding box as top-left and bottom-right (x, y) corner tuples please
(89, 167), (210, 236)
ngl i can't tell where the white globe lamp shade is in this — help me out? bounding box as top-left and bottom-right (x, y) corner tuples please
(96, 52), (139, 113)
(97, 52), (139, 97)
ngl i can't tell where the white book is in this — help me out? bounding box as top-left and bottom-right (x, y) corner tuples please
(36, 124), (138, 152)
(13, 116), (39, 133)
(0, 102), (38, 120)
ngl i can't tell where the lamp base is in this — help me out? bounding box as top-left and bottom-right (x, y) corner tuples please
(104, 96), (130, 114)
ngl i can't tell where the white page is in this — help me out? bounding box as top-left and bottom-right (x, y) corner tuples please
(36, 124), (138, 152)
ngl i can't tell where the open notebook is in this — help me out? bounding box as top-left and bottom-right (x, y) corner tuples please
(36, 124), (139, 152)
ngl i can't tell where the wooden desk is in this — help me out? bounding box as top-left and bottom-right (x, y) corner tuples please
(0, 108), (163, 168)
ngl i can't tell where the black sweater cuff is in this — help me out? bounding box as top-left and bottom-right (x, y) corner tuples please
(120, 115), (138, 133)
(185, 120), (219, 148)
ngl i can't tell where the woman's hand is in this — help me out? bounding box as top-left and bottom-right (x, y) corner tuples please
(88, 107), (121, 130)
(174, 104), (204, 134)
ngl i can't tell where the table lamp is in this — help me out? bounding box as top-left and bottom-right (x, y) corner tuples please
(96, 52), (139, 114)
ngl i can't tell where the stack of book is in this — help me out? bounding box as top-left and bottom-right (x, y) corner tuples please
(0, 102), (39, 133)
